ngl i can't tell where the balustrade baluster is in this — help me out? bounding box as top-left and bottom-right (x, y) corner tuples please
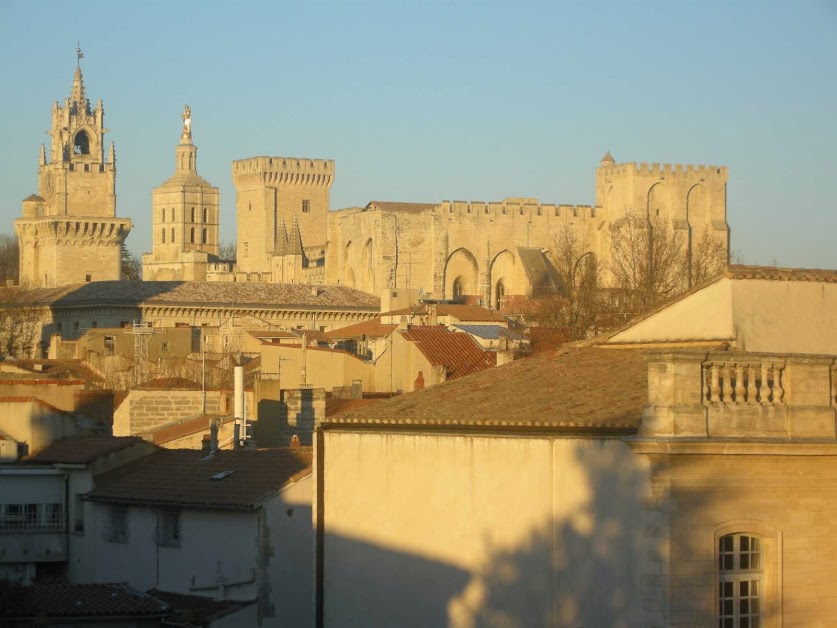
(746, 364), (757, 404)
(772, 365), (784, 404)
(710, 364), (721, 402)
(722, 364), (732, 403)
(759, 362), (770, 404)
(734, 364), (745, 403)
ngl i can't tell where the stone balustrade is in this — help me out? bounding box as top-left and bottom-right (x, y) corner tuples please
(641, 351), (837, 440)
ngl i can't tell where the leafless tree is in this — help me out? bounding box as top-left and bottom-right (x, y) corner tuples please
(0, 292), (45, 358)
(218, 241), (237, 263)
(608, 211), (689, 316)
(535, 224), (606, 341)
(0, 234), (19, 286)
(608, 211), (728, 318)
(690, 225), (729, 286)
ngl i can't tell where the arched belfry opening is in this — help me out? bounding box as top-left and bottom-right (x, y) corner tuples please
(74, 130), (90, 155)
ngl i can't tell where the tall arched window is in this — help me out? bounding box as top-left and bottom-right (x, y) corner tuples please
(719, 534), (763, 627)
(161, 208), (165, 223)
(171, 228), (175, 243)
(202, 228), (208, 244)
(191, 208), (196, 223)
(190, 227), (195, 244)
(162, 228), (166, 243)
(203, 207), (208, 223)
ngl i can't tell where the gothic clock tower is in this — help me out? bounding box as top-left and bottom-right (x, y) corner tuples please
(14, 48), (132, 287)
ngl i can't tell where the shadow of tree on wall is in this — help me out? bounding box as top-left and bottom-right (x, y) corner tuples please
(448, 439), (661, 628)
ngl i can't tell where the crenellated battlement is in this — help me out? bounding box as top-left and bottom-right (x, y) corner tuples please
(232, 155), (335, 188)
(15, 217), (131, 244)
(437, 199), (601, 221)
(602, 161), (728, 181)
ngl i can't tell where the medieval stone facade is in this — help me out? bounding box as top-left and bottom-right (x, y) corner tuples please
(17, 57), (729, 310)
(15, 59), (131, 288)
(141, 106), (221, 281)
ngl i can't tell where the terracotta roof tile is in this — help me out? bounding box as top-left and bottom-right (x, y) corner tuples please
(384, 303), (506, 323)
(25, 436), (145, 464)
(323, 317), (397, 339)
(140, 414), (224, 445)
(86, 447), (313, 510)
(725, 264), (837, 283)
(3, 582), (169, 618)
(147, 589), (253, 624)
(325, 346), (650, 431)
(4, 359), (105, 383)
(401, 325), (496, 379)
(136, 376), (202, 390)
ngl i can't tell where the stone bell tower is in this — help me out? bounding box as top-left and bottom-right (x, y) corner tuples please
(141, 105), (220, 281)
(14, 48), (132, 287)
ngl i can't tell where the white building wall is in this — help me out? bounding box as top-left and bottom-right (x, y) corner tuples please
(321, 432), (655, 628)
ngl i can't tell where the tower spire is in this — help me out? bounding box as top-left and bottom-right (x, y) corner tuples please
(70, 45), (88, 114)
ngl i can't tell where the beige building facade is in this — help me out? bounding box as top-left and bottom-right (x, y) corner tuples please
(141, 106), (221, 281)
(15, 58), (131, 288)
(315, 266), (837, 627)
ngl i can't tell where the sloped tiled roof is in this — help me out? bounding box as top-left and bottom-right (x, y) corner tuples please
(453, 324), (525, 340)
(148, 589), (254, 625)
(2, 582), (169, 618)
(0, 281), (380, 310)
(323, 317), (397, 339)
(325, 345), (650, 431)
(140, 414), (224, 445)
(7, 359), (105, 383)
(366, 200), (437, 213)
(25, 436), (145, 464)
(401, 325), (496, 379)
(384, 303), (506, 323)
(725, 264), (837, 283)
(86, 447), (313, 510)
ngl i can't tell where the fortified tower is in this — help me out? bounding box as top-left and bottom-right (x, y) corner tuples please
(142, 106), (221, 281)
(232, 155), (334, 275)
(14, 49), (132, 287)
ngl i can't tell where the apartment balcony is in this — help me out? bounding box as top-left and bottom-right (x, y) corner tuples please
(0, 508), (68, 563)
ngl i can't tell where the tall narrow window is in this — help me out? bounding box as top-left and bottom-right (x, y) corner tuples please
(190, 227), (195, 244)
(203, 207), (208, 223)
(719, 534), (763, 627)
(171, 208), (175, 221)
(171, 228), (175, 243)
(161, 208), (165, 222)
(302, 199), (310, 213)
(162, 228), (166, 243)
(202, 228), (208, 244)
(191, 207), (196, 222)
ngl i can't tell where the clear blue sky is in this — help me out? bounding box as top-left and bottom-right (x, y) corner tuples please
(1, 0), (835, 268)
